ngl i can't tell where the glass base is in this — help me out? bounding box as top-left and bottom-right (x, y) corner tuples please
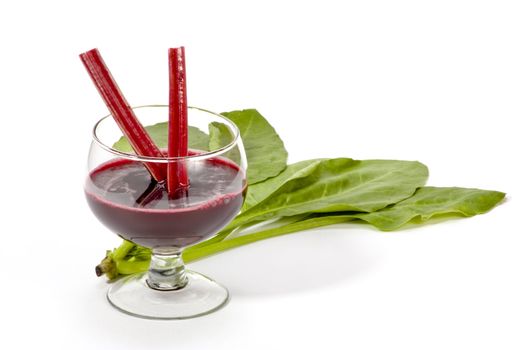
(107, 271), (229, 319)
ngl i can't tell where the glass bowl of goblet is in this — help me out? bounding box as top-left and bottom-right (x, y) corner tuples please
(85, 105), (247, 319)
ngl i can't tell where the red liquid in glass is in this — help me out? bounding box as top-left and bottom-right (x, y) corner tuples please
(85, 157), (245, 248)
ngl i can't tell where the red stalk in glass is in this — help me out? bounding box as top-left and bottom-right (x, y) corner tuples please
(168, 47), (189, 197)
(80, 48), (166, 182)
(82, 48), (247, 319)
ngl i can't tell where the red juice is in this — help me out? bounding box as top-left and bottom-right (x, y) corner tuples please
(85, 157), (246, 248)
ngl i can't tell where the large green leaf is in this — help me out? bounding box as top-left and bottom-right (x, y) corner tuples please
(208, 122), (233, 151)
(221, 109), (287, 184)
(195, 187), (504, 261)
(112, 122), (210, 152)
(349, 186), (505, 230)
(243, 159), (319, 210)
(188, 186), (504, 260)
(230, 158), (429, 227)
(208, 121), (242, 164)
(112, 109), (288, 185)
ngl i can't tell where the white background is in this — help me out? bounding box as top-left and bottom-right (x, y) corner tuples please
(0, 1), (523, 349)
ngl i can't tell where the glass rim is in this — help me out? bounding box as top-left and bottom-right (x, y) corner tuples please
(92, 105), (241, 163)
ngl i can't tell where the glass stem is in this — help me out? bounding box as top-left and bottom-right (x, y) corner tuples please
(147, 249), (188, 291)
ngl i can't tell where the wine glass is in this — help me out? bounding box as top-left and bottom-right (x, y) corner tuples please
(85, 105), (247, 319)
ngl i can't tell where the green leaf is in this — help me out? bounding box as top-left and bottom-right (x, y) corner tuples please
(112, 109), (288, 185)
(231, 158), (429, 228)
(208, 121), (241, 164)
(208, 122), (233, 151)
(185, 186), (506, 261)
(198, 186), (505, 262)
(112, 122), (210, 152)
(349, 186), (505, 231)
(243, 159), (320, 210)
(221, 109), (287, 184)
(188, 126), (212, 151)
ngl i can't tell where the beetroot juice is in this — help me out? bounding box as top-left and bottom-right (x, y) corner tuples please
(85, 157), (246, 248)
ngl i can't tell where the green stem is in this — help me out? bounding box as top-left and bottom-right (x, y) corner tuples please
(116, 258), (150, 275)
(95, 240), (138, 279)
(112, 240), (135, 260)
(100, 216), (355, 280)
(183, 215), (353, 262)
(95, 254), (115, 278)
